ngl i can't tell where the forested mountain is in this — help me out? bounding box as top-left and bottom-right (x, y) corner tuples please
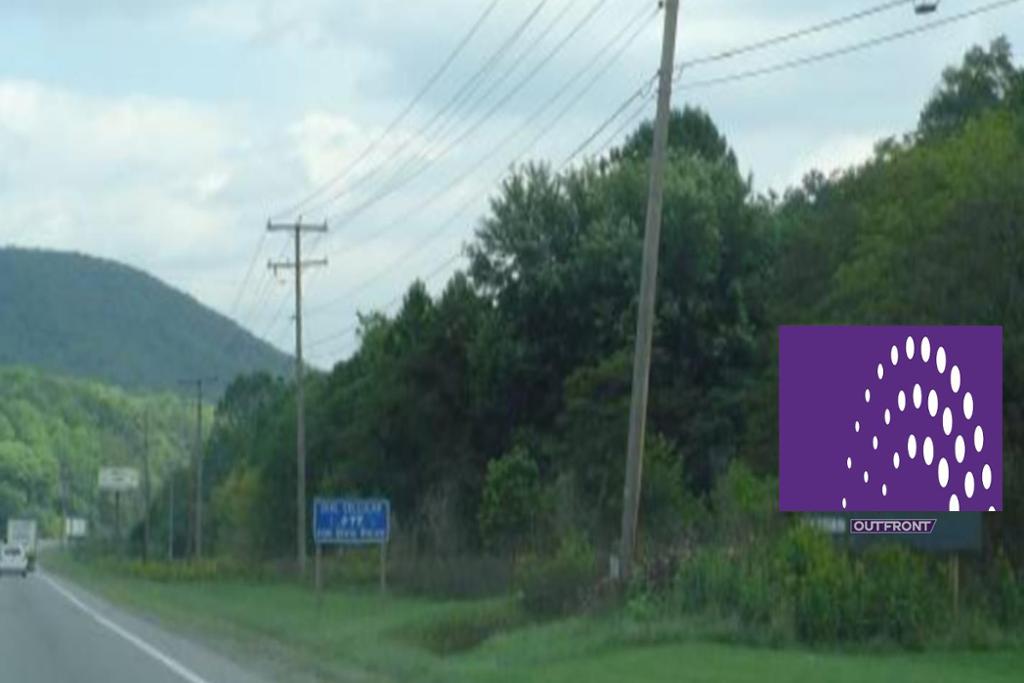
(0, 247), (290, 393)
(155, 39), (1023, 565)
(0, 366), (195, 537)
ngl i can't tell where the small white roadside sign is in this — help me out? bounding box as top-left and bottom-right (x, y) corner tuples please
(98, 467), (140, 492)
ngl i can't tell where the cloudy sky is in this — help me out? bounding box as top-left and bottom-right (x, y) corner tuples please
(1, 0), (1021, 366)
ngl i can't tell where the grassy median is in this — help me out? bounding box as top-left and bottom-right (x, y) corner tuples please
(44, 552), (1024, 683)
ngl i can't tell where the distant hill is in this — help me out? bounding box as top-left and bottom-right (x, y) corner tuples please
(0, 247), (291, 393)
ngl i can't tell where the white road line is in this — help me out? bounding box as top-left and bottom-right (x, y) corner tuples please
(40, 573), (213, 683)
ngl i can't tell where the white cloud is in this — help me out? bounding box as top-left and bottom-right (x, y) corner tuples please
(787, 132), (883, 187)
(0, 79), (277, 309)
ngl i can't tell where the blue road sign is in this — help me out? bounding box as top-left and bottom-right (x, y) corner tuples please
(313, 498), (390, 545)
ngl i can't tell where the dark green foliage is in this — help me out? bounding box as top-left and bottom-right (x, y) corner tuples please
(674, 522), (949, 648)
(918, 37), (1023, 139)
(478, 447), (541, 554)
(616, 106), (739, 168)
(990, 550), (1024, 628)
(0, 247), (290, 393)
(389, 555), (514, 600)
(515, 535), (598, 617)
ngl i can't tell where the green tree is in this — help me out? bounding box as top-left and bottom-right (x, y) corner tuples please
(479, 447), (542, 554)
(918, 36), (1023, 139)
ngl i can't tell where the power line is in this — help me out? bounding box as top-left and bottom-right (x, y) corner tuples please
(273, 0), (502, 221)
(307, 80), (651, 350)
(305, 250), (466, 353)
(295, 2), (563, 301)
(420, 0), (584, 152)
(675, 0), (912, 71)
(304, 82), (649, 345)
(320, 1), (656, 266)
(302, 0), (553, 222)
(315, 0), (907, 229)
(305, 58), (653, 323)
(594, 92), (655, 157)
(573, 0), (1024, 158)
(305, 5), (656, 326)
(239, 239), (293, 341)
(313, 76), (654, 350)
(322, 0), (615, 231)
(218, 230), (269, 356)
(677, 0), (1023, 90)
(559, 81), (654, 168)
(299, 0), (635, 315)
(229, 1), (624, 357)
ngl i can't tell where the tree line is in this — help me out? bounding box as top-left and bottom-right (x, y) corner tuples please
(147, 38), (1024, 568)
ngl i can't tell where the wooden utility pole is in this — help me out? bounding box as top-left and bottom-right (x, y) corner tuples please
(59, 459), (70, 548)
(114, 491), (121, 551)
(141, 411), (151, 563)
(619, 0), (680, 582)
(179, 377), (216, 559)
(267, 218), (327, 577)
(168, 471), (175, 561)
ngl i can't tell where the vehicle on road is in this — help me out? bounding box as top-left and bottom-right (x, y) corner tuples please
(5, 519), (37, 571)
(0, 544), (29, 578)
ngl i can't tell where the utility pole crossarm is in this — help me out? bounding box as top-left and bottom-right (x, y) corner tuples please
(266, 219), (327, 233)
(268, 257), (329, 272)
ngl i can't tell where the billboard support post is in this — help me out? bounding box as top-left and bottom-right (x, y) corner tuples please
(951, 553), (960, 622)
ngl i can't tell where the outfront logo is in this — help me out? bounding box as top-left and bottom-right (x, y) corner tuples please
(779, 326), (1002, 513)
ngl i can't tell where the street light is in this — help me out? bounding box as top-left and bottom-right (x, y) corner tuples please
(914, 1), (939, 15)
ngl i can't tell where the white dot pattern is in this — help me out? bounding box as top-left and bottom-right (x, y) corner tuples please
(841, 335), (994, 512)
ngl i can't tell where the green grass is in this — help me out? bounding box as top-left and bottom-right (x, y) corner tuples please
(43, 553), (1024, 683)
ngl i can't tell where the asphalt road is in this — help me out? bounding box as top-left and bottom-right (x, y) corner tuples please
(0, 570), (273, 683)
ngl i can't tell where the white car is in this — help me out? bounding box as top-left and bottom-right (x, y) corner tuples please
(0, 544), (29, 577)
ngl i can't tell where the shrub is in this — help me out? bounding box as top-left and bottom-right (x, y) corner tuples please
(672, 542), (791, 643)
(780, 526), (947, 647)
(858, 544), (944, 647)
(672, 522), (950, 647)
(710, 460), (781, 546)
(992, 549), (1024, 627)
(321, 546), (381, 587)
(674, 545), (741, 615)
(780, 523), (857, 643)
(390, 554), (513, 599)
(516, 535), (598, 617)
(479, 447), (542, 555)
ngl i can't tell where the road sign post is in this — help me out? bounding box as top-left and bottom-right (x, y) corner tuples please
(115, 491), (121, 552)
(313, 498), (390, 597)
(99, 467), (139, 553)
(315, 542), (323, 608)
(380, 541), (388, 594)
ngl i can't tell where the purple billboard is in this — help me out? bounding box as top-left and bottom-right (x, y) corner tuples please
(779, 326), (1002, 512)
